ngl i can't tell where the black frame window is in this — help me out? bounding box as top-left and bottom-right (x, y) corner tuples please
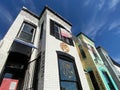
(57, 52), (82, 90)
(17, 22), (36, 43)
(50, 20), (73, 46)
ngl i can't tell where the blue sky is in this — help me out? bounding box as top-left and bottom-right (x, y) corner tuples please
(0, 0), (120, 63)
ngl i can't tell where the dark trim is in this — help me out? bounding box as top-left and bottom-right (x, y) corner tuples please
(56, 51), (75, 60)
(76, 32), (94, 43)
(50, 20), (74, 46)
(97, 46), (120, 66)
(40, 22), (44, 40)
(96, 46), (107, 52)
(39, 6), (72, 26)
(56, 51), (83, 90)
(22, 6), (72, 26)
(22, 7), (40, 19)
(32, 53), (41, 90)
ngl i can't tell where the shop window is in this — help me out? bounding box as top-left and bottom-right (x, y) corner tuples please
(57, 53), (82, 90)
(50, 20), (73, 46)
(17, 22), (36, 43)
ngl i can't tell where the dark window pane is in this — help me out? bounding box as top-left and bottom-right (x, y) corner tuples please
(78, 45), (86, 58)
(19, 32), (32, 43)
(59, 59), (76, 81)
(69, 38), (74, 46)
(61, 81), (78, 90)
(22, 24), (34, 35)
(54, 24), (61, 39)
(40, 22), (44, 39)
(18, 23), (35, 43)
(50, 19), (74, 46)
(50, 20), (55, 36)
(89, 71), (100, 90)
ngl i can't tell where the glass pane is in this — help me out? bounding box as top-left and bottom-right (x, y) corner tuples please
(61, 81), (78, 90)
(22, 24), (34, 35)
(4, 73), (13, 78)
(54, 25), (59, 33)
(19, 31), (32, 43)
(59, 59), (76, 81)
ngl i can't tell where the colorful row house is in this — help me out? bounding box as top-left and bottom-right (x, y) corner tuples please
(97, 46), (120, 89)
(75, 33), (118, 90)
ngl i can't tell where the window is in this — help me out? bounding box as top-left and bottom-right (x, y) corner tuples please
(17, 22), (36, 43)
(91, 46), (98, 58)
(78, 45), (86, 59)
(40, 22), (44, 40)
(50, 20), (73, 46)
(88, 71), (100, 90)
(58, 56), (82, 90)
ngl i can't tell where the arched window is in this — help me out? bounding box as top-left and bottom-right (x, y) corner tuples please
(57, 51), (82, 90)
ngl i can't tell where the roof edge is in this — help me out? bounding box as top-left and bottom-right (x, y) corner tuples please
(39, 6), (72, 26)
(76, 32), (94, 43)
(111, 57), (120, 67)
(22, 7), (40, 19)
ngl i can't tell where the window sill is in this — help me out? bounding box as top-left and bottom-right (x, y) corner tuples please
(14, 38), (37, 49)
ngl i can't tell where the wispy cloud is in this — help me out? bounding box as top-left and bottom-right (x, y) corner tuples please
(109, 0), (119, 9)
(81, 0), (120, 40)
(82, 21), (105, 40)
(98, 0), (105, 10)
(0, 5), (13, 23)
(83, 0), (91, 6)
(81, 10), (106, 40)
(108, 21), (120, 31)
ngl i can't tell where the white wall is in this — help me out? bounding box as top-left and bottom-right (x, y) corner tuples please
(42, 9), (90, 90)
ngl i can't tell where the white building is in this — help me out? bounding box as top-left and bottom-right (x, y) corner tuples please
(97, 46), (120, 89)
(0, 6), (90, 90)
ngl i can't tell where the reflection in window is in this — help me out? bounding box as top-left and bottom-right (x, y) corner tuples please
(18, 22), (36, 43)
(59, 59), (76, 81)
(61, 82), (78, 90)
(58, 57), (82, 90)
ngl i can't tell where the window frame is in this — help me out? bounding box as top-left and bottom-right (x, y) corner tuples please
(50, 19), (74, 46)
(57, 51), (82, 90)
(17, 21), (36, 43)
(40, 22), (44, 40)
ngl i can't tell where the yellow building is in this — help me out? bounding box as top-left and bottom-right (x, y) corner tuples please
(74, 33), (118, 90)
